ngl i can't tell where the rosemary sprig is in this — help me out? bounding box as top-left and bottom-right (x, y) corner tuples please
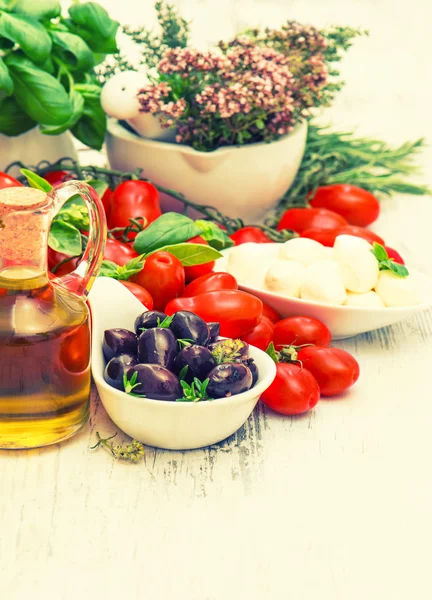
(91, 432), (145, 463)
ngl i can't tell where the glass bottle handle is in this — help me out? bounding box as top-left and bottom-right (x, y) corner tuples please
(49, 181), (106, 298)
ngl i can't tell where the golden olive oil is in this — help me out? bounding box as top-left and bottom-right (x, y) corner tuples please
(0, 267), (91, 449)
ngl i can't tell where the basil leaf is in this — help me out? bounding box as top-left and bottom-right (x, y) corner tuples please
(0, 56), (13, 96)
(12, 0), (61, 20)
(195, 219), (234, 251)
(71, 93), (106, 150)
(0, 96), (36, 136)
(21, 169), (53, 192)
(147, 243), (222, 266)
(380, 260), (409, 278)
(134, 213), (203, 255)
(68, 2), (118, 37)
(265, 342), (279, 364)
(6, 54), (73, 126)
(68, 3), (119, 53)
(48, 221), (82, 256)
(98, 260), (121, 279)
(51, 31), (94, 72)
(74, 83), (102, 100)
(0, 13), (52, 64)
(54, 203), (89, 231)
(40, 89), (84, 136)
(371, 242), (388, 262)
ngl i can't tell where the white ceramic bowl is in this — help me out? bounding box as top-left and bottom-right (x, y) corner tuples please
(215, 247), (432, 339)
(88, 277), (277, 450)
(106, 118), (307, 223)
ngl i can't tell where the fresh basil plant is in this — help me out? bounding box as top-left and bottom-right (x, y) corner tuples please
(0, 0), (119, 149)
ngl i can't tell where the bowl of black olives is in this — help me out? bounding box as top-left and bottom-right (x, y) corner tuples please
(89, 277), (277, 450)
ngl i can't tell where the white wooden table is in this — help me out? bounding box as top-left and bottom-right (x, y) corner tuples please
(2, 1), (432, 599)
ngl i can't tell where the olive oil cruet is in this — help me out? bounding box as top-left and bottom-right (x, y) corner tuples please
(0, 182), (106, 449)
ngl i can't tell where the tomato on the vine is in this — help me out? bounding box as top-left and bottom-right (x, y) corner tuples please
(0, 172), (23, 189)
(120, 281), (153, 310)
(132, 251), (185, 311)
(182, 272), (237, 297)
(277, 208), (347, 233)
(165, 290), (263, 338)
(108, 180), (162, 239)
(42, 170), (74, 187)
(309, 184), (380, 227)
(103, 238), (139, 266)
(261, 363), (320, 415)
(183, 236), (215, 282)
(273, 316), (332, 349)
(240, 316), (274, 351)
(230, 227), (272, 245)
(301, 225), (385, 247)
(297, 346), (360, 397)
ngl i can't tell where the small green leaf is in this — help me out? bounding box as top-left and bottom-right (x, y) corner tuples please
(54, 203), (89, 231)
(265, 342), (279, 364)
(371, 242), (389, 262)
(381, 260), (409, 278)
(48, 221), (82, 256)
(69, 2), (119, 38)
(157, 315), (174, 328)
(71, 93), (106, 150)
(12, 0), (61, 20)
(40, 89), (84, 136)
(98, 260), (121, 278)
(146, 243), (222, 266)
(21, 169), (53, 192)
(195, 219), (234, 251)
(256, 119), (265, 130)
(178, 365), (189, 381)
(133, 212), (203, 255)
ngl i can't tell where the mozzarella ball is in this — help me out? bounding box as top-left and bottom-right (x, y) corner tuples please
(264, 260), (306, 297)
(300, 260), (347, 305)
(279, 237), (328, 266)
(333, 235), (379, 293)
(345, 291), (385, 308)
(101, 71), (147, 120)
(375, 271), (420, 307)
(227, 243), (277, 287)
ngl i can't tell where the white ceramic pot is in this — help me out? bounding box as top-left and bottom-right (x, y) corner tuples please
(0, 128), (78, 175)
(106, 119), (308, 223)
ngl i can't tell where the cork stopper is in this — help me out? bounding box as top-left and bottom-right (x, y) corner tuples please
(0, 187), (52, 266)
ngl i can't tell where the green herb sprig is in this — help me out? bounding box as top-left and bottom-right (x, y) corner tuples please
(91, 432), (145, 463)
(177, 378), (212, 402)
(371, 243), (409, 278)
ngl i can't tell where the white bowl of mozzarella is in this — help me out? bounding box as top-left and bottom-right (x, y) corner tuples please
(214, 236), (432, 339)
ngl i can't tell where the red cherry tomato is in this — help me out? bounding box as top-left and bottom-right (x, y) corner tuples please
(101, 187), (113, 221)
(132, 251), (184, 311)
(297, 346), (360, 397)
(0, 172), (23, 189)
(182, 272), (238, 297)
(42, 170), (74, 187)
(277, 208), (347, 233)
(309, 184), (380, 227)
(108, 180), (162, 239)
(301, 226), (385, 247)
(165, 290), (263, 338)
(183, 235), (215, 282)
(261, 363), (320, 415)
(230, 226), (272, 245)
(384, 246), (405, 265)
(120, 281), (153, 310)
(240, 316), (274, 351)
(273, 316), (332, 349)
(261, 302), (282, 324)
(103, 238), (139, 266)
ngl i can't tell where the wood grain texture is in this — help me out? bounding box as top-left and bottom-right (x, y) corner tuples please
(2, 1), (432, 598)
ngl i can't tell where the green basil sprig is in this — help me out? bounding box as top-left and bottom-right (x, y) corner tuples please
(371, 243), (409, 278)
(0, 1), (119, 149)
